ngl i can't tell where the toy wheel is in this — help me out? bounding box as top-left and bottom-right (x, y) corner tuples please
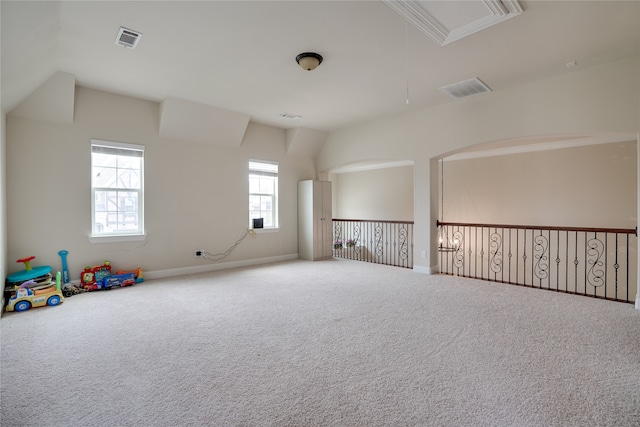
(47, 295), (62, 306)
(14, 301), (31, 312)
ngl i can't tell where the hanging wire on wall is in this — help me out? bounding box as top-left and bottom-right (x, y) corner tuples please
(199, 228), (257, 262)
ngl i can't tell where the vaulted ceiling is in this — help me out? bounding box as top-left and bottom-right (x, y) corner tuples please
(2, 1), (639, 133)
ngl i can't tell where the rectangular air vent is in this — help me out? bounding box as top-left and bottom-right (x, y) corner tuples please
(115, 27), (142, 49)
(440, 77), (491, 99)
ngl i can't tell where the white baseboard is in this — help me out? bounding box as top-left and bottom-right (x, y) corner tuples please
(413, 265), (437, 274)
(145, 253), (299, 280)
(635, 294), (640, 310)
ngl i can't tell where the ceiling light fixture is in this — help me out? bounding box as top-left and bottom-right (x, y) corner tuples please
(296, 52), (323, 71)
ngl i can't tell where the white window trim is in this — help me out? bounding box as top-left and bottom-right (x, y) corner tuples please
(90, 139), (145, 241)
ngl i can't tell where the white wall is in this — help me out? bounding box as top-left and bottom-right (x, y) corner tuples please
(5, 87), (316, 279)
(331, 165), (414, 221)
(318, 55), (640, 273)
(442, 141), (637, 229)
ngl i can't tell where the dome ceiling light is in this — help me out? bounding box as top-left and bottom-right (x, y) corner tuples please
(296, 52), (323, 71)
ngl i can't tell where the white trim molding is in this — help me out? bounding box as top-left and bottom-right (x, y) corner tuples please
(444, 134), (636, 162)
(413, 264), (435, 275)
(384, 0), (522, 46)
(145, 253), (299, 280)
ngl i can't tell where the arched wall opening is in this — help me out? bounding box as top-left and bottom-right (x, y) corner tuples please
(431, 133), (638, 305)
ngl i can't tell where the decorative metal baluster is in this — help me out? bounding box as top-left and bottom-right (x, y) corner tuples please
(508, 228), (513, 284)
(399, 224), (408, 268)
(479, 227), (485, 279)
(523, 229), (528, 286)
(555, 230), (561, 291)
(626, 233), (629, 302)
(614, 233), (619, 300)
(516, 228), (520, 285)
(489, 228), (502, 280)
(375, 225), (383, 262)
(534, 231), (549, 287)
(334, 222), (342, 258)
(564, 230), (569, 294)
(452, 229), (464, 273)
(586, 234), (605, 291)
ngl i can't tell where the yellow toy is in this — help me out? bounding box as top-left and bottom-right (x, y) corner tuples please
(6, 272), (65, 313)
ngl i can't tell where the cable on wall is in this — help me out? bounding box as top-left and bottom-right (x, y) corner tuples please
(200, 228), (257, 263)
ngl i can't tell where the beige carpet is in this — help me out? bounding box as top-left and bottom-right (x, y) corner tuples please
(1, 258), (639, 426)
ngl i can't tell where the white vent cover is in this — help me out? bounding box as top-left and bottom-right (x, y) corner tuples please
(440, 77), (492, 99)
(115, 27), (142, 49)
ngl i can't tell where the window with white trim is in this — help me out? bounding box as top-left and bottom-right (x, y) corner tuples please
(91, 140), (144, 236)
(249, 160), (278, 229)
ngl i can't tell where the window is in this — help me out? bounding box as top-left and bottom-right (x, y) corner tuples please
(91, 140), (144, 236)
(249, 160), (278, 229)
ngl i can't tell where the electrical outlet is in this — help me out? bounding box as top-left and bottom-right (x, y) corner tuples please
(195, 250), (204, 257)
(421, 250), (426, 258)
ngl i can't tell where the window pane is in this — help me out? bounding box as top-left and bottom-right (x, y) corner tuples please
(117, 168), (141, 189)
(249, 195), (261, 211)
(93, 167), (116, 188)
(249, 176), (260, 193)
(92, 153), (117, 168)
(97, 191), (139, 233)
(259, 177), (274, 194)
(117, 156), (141, 170)
(260, 196), (272, 211)
(262, 211), (273, 227)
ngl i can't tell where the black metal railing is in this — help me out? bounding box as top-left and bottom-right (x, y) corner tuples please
(333, 219), (414, 269)
(437, 221), (637, 304)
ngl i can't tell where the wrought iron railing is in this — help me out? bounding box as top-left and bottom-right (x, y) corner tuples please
(437, 221), (638, 304)
(333, 219), (414, 269)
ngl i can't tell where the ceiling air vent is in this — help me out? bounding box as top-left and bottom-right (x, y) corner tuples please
(115, 27), (142, 49)
(440, 77), (491, 99)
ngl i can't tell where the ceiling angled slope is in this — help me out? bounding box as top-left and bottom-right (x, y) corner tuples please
(158, 97), (251, 148)
(285, 127), (328, 158)
(9, 71), (75, 124)
(384, 0), (522, 46)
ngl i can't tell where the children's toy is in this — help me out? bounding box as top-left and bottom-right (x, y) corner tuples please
(58, 250), (70, 284)
(62, 285), (86, 298)
(115, 268), (144, 283)
(5, 256), (54, 303)
(102, 273), (136, 290)
(6, 272), (65, 313)
(80, 261), (112, 291)
(7, 256), (52, 288)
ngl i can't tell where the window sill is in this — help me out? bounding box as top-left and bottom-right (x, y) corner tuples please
(252, 227), (278, 234)
(88, 234), (147, 244)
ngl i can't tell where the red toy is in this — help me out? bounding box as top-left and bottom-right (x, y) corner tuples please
(80, 261), (112, 291)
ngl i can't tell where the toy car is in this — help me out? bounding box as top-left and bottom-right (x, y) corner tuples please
(6, 284), (64, 312)
(102, 273), (136, 290)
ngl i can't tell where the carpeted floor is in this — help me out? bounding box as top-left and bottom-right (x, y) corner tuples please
(1, 258), (639, 427)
